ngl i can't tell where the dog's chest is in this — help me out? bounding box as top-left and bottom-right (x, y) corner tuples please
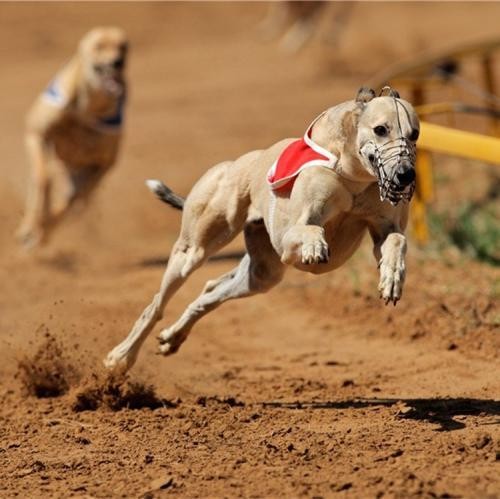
(50, 115), (121, 168)
(349, 183), (384, 217)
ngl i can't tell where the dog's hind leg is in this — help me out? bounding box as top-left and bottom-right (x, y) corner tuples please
(104, 242), (208, 372)
(105, 162), (252, 372)
(158, 219), (285, 355)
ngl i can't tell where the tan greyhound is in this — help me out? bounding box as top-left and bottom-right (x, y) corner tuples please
(106, 87), (420, 373)
(17, 27), (128, 249)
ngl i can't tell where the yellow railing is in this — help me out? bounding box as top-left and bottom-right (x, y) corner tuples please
(412, 121), (500, 243)
(367, 37), (500, 244)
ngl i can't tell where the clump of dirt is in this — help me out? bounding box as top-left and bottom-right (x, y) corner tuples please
(71, 371), (178, 412)
(16, 328), (172, 412)
(17, 328), (80, 398)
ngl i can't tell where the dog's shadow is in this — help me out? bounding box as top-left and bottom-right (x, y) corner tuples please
(261, 398), (500, 431)
(137, 251), (246, 268)
(37, 251), (79, 274)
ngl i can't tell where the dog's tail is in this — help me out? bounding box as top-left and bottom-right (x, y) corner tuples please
(145, 179), (184, 211)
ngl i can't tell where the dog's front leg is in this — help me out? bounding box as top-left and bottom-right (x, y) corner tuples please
(16, 132), (52, 248)
(281, 224), (329, 265)
(278, 168), (351, 265)
(378, 232), (407, 305)
(371, 226), (407, 305)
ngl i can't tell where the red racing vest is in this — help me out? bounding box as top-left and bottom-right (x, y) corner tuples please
(267, 112), (338, 191)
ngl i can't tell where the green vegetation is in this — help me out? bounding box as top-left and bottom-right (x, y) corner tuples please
(428, 188), (499, 266)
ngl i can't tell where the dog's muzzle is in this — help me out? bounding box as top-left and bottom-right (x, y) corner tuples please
(368, 137), (416, 205)
(93, 61), (125, 95)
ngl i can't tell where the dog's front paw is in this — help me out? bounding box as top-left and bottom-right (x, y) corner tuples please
(282, 225), (330, 265)
(157, 328), (184, 356)
(378, 256), (405, 305)
(301, 237), (329, 264)
(15, 224), (44, 250)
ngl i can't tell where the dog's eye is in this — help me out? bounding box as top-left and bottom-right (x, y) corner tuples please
(374, 125), (388, 137)
(409, 129), (419, 141)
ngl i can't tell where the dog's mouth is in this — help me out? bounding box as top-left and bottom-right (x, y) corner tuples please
(93, 61), (125, 94)
(366, 137), (416, 205)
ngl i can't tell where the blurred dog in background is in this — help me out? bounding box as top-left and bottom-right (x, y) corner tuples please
(17, 27), (128, 249)
(259, 1), (353, 53)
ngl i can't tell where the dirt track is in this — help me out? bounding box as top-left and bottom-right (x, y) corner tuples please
(0, 3), (499, 498)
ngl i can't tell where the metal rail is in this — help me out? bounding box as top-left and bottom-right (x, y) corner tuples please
(368, 37), (500, 243)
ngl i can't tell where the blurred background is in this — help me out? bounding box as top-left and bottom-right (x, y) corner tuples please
(1, 2), (498, 262)
(0, 4), (499, 498)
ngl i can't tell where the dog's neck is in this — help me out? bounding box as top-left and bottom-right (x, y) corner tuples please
(336, 152), (377, 194)
(73, 59), (125, 119)
(310, 106), (377, 195)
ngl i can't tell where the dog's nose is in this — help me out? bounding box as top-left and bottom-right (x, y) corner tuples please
(112, 57), (125, 70)
(396, 168), (415, 186)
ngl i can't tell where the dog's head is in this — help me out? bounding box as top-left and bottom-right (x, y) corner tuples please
(354, 87), (420, 204)
(79, 27), (128, 95)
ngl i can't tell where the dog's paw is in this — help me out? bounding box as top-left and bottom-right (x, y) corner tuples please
(301, 238), (329, 265)
(282, 225), (330, 265)
(104, 347), (135, 373)
(298, 226), (329, 264)
(378, 257), (405, 305)
(157, 328), (183, 356)
(15, 225), (44, 250)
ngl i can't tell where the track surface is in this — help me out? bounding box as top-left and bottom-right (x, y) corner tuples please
(0, 4), (499, 498)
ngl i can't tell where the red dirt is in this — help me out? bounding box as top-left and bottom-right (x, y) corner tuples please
(0, 3), (499, 498)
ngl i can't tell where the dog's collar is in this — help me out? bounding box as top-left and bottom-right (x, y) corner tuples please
(73, 96), (126, 135)
(94, 94), (126, 133)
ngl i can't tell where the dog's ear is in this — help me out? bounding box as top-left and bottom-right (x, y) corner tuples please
(356, 87), (376, 105)
(341, 106), (362, 146)
(379, 86), (400, 98)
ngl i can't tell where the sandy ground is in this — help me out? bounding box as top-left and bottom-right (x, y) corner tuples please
(0, 3), (499, 498)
